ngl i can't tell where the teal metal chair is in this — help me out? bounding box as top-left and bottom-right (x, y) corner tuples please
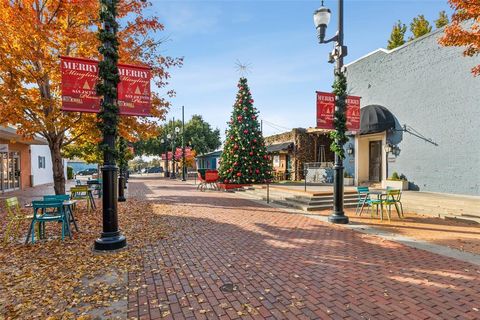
(43, 195), (79, 232)
(26, 200), (71, 244)
(87, 179), (102, 198)
(355, 186), (371, 215)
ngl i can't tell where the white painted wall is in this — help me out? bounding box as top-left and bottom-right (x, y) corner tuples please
(30, 145), (54, 186)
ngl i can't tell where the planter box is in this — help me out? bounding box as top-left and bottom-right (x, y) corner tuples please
(217, 183), (252, 190)
(382, 179), (409, 190)
(344, 177), (354, 186)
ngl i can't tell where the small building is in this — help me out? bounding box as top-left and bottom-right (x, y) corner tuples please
(195, 150), (222, 170)
(0, 126), (54, 191)
(265, 128), (334, 181)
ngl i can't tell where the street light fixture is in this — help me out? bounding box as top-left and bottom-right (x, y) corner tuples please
(313, 2), (331, 43)
(384, 143), (393, 153)
(314, 0), (349, 224)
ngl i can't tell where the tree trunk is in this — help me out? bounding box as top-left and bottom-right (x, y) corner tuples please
(49, 138), (65, 194)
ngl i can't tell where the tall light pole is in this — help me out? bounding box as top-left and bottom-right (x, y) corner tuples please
(314, 0), (349, 224)
(170, 126), (180, 179)
(95, 0), (127, 250)
(181, 106), (186, 181)
(161, 135), (171, 177)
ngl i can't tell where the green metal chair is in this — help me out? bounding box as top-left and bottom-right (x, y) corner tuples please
(381, 189), (404, 220)
(70, 185), (92, 212)
(43, 195), (79, 232)
(3, 197), (35, 244)
(26, 200), (71, 244)
(355, 186), (371, 216)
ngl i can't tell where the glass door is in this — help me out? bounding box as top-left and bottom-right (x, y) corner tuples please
(369, 141), (382, 182)
(286, 154), (292, 180)
(5, 152), (20, 190)
(0, 153), (7, 191)
(12, 152), (20, 189)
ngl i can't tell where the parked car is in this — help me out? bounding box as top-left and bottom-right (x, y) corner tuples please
(77, 168), (98, 176)
(146, 167), (163, 173)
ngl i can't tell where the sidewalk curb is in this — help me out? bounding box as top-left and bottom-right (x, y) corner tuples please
(236, 191), (480, 266)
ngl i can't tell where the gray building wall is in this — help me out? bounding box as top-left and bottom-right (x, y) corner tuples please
(345, 27), (480, 196)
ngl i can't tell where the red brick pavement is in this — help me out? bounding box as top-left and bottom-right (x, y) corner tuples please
(127, 177), (480, 319)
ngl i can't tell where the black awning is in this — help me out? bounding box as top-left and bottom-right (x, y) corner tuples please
(267, 142), (293, 153)
(360, 105), (396, 135)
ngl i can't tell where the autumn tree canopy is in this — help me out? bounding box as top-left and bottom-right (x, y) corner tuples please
(0, 0), (181, 193)
(439, 0), (480, 76)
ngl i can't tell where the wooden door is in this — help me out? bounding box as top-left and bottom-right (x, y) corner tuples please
(369, 141), (382, 182)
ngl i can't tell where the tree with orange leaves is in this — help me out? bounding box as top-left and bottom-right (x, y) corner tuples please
(0, 0), (181, 194)
(439, 0), (480, 76)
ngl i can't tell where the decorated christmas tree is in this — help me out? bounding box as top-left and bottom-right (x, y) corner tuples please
(219, 77), (272, 184)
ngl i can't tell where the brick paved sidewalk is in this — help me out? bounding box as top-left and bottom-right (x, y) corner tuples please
(127, 178), (480, 320)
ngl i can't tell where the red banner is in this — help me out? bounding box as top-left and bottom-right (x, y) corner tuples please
(161, 152), (173, 161)
(117, 64), (151, 116)
(61, 57), (99, 113)
(60, 56), (151, 116)
(316, 92), (360, 131)
(175, 147), (192, 160)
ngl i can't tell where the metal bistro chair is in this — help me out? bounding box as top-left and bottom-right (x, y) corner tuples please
(26, 200), (71, 244)
(70, 185), (92, 212)
(43, 195), (79, 232)
(87, 178), (102, 198)
(3, 197), (36, 244)
(355, 186), (371, 216)
(381, 189), (404, 220)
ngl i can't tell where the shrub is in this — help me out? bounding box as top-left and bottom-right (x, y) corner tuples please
(388, 171), (407, 181)
(67, 166), (74, 180)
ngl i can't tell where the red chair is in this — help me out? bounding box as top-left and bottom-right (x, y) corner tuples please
(197, 169), (219, 191)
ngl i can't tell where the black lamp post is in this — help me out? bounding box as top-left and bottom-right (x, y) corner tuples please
(94, 0), (127, 250)
(161, 135), (171, 178)
(181, 105), (186, 182)
(314, 0), (349, 224)
(118, 137), (127, 202)
(170, 126), (180, 179)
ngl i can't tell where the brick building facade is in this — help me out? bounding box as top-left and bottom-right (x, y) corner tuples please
(265, 128), (334, 181)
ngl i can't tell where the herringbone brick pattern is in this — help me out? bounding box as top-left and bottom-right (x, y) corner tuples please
(127, 178), (480, 319)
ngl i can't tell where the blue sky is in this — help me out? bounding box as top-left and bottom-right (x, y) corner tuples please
(147, 0), (452, 138)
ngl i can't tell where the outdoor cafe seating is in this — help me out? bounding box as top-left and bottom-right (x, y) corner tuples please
(2, 184), (94, 244)
(355, 186), (404, 221)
